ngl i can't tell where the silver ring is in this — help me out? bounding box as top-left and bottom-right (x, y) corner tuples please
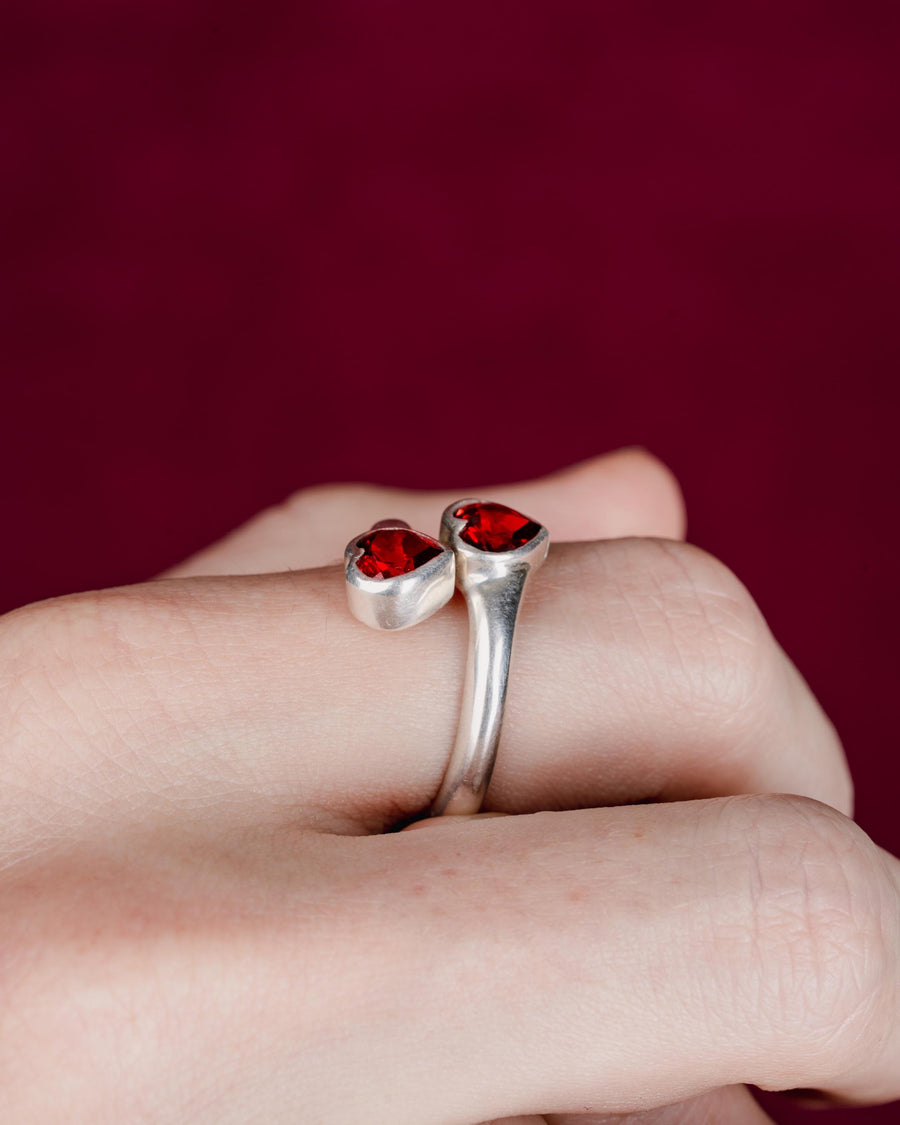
(344, 503), (549, 818)
(430, 500), (549, 815)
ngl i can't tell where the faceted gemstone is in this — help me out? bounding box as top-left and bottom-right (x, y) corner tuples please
(454, 502), (541, 552)
(355, 527), (443, 579)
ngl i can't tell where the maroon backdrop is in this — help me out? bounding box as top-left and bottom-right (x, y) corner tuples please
(2, 3), (899, 1119)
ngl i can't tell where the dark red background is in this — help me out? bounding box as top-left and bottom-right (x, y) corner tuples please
(2, 3), (899, 1119)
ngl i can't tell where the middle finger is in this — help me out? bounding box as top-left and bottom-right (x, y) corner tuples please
(0, 537), (851, 850)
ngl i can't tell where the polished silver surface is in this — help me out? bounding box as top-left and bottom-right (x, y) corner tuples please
(431, 500), (549, 816)
(344, 525), (455, 631)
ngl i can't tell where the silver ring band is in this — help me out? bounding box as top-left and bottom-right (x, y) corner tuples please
(430, 500), (549, 816)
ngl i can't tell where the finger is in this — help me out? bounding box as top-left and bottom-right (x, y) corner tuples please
(1, 537), (851, 853)
(6, 801), (869, 1122)
(484, 1080), (776, 1124)
(322, 797), (900, 1118)
(545, 1083), (776, 1123)
(482, 1118), (546, 1124)
(162, 448), (686, 576)
(402, 812), (510, 831)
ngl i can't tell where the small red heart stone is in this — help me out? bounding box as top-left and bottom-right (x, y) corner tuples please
(355, 528), (443, 579)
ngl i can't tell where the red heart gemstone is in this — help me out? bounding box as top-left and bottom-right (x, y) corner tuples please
(355, 527), (443, 579)
(454, 502), (541, 552)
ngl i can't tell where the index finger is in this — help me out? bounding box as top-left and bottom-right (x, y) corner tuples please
(163, 448), (686, 576)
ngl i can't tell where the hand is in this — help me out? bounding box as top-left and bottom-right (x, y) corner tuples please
(0, 450), (896, 1124)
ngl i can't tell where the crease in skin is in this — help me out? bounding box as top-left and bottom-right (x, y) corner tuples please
(540, 1082), (777, 1122)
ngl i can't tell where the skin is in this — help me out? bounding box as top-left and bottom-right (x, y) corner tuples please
(0, 448), (897, 1124)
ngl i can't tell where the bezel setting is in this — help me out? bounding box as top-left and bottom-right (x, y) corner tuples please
(344, 524), (455, 631)
(439, 498), (550, 588)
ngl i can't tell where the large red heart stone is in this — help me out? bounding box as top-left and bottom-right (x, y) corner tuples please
(453, 502), (541, 552)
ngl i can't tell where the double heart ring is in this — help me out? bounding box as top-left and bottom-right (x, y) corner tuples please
(344, 501), (549, 817)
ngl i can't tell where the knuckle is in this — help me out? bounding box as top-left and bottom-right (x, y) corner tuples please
(0, 595), (93, 726)
(0, 595), (98, 781)
(732, 794), (894, 1070)
(282, 481), (343, 514)
(282, 481), (383, 521)
(280, 482), (402, 556)
(0, 591), (127, 711)
(614, 539), (774, 727)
